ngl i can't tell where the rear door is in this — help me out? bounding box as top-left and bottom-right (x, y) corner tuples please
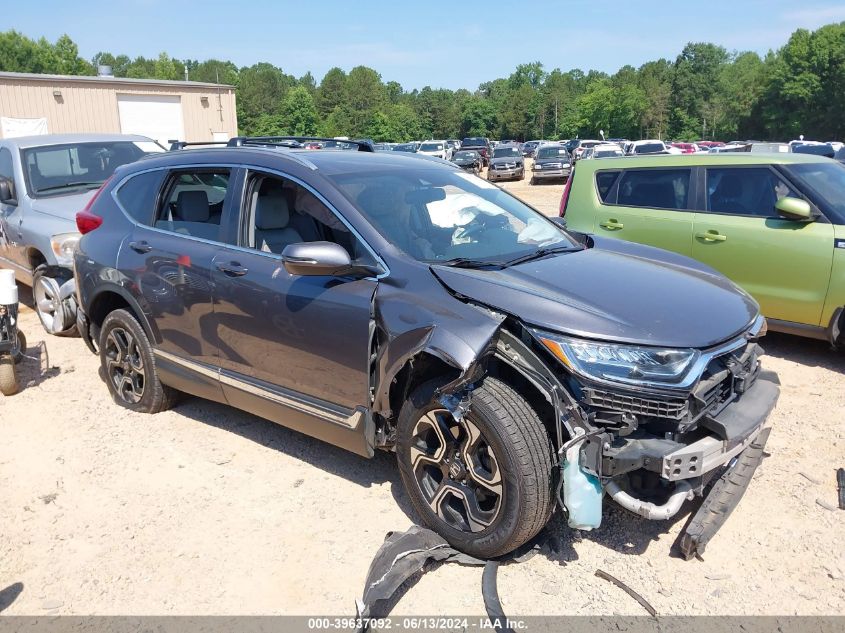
(594, 167), (695, 256)
(691, 165), (834, 325)
(116, 166), (239, 373)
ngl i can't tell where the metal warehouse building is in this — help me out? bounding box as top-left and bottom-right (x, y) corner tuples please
(0, 70), (238, 147)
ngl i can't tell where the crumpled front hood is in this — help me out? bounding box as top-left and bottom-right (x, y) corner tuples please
(31, 190), (97, 221)
(430, 239), (759, 349)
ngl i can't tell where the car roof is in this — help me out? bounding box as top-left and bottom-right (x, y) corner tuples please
(0, 133), (155, 149)
(123, 146), (459, 176)
(573, 152), (833, 170)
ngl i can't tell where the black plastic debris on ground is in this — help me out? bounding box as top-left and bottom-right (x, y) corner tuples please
(837, 468), (845, 510)
(356, 525), (541, 632)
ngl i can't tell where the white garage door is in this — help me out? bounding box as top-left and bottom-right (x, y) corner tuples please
(117, 94), (185, 147)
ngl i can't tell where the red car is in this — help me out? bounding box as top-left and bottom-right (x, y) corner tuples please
(670, 142), (697, 154)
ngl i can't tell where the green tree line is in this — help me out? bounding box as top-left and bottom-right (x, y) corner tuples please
(1, 23), (843, 142)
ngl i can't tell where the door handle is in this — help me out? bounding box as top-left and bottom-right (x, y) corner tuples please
(128, 240), (152, 254)
(599, 219), (624, 230)
(695, 230), (727, 242)
(216, 261), (249, 277)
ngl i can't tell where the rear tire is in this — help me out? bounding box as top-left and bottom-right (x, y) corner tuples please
(99, 309), (177, 413)
(0, 354), (18, 396)
(396, 377), (554, 558)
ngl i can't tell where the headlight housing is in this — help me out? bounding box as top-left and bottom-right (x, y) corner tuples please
(50, 232), (81, 263)
(532, 329), (701, 389)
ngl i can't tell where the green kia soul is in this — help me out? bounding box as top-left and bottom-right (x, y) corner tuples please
(560, 153), (845, 345)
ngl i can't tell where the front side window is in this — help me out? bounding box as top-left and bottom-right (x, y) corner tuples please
(328, 167), (577, 263)
(22, 142), (148, 197)
(154, 169), (230, 241)
(706, 167), (798, 217)
(617, 169), (690, 210)
(245, 173), (376, 266)
(116, 170), (165, 224)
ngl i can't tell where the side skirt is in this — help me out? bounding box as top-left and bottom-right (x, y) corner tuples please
(153, 348), (374, 458)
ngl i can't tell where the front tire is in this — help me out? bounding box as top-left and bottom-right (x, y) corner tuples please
(99, 309), (177, 413)
(396, 377), (554, 558)
(32, 265), (75, 336)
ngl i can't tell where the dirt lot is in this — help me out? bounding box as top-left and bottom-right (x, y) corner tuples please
(0, 166), (843, 617)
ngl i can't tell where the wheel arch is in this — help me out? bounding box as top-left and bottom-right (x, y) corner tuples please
(86, 285), (160, 346)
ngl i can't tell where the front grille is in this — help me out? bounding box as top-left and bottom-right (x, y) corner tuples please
(691, 341), (760, 419)
(582, 387), (689, 420)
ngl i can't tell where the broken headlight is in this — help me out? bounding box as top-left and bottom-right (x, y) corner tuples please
(532, 329), (700, 389)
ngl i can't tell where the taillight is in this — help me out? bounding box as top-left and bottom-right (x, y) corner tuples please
(75, 177), (112, 234)
(559, 168), (574, 217)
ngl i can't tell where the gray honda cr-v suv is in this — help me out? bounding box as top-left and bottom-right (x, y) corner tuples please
(74, 137), (779, 559)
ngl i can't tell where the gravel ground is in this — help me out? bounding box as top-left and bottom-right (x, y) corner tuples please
(0, 163), (843, 617)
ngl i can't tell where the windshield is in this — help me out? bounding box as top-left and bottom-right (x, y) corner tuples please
(394, 144), (416, 152)
(327, 167), (576, 263)
(454, 151), (478, 159)
(23, 141), (149, 196)
(634, 143), (665, 154)
(420, 143), (444, 152)
(493, 147), (521, 158)
(595, 150), (622, 158)
(536, 147), (568, 160)
(462, 138), (486, 146)
(783, 162), (845, 223)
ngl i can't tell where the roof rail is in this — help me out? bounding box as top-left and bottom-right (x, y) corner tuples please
(168, 140), (230, 151)
(227, 136), (375, 152)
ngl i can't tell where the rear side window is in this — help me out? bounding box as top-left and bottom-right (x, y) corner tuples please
(154, 169), (230, 241)
(116, 170), (165, 224)
(616, 169), (690, 210)
(595, 171), (620, 202)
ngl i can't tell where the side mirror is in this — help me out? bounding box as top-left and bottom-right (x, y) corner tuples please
(775, 197), (813, 221)
(0, 177), (15, 204)
(282, 241), (352, 276)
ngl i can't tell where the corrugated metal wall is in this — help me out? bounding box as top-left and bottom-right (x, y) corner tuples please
(0, 77), (237, 141)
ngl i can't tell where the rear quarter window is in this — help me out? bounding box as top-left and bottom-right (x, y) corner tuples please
(116, 170), (165, 224)
(615, 168), (691, 210)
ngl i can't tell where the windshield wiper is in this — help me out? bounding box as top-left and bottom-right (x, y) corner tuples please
(501, 245), (582, 268)
(433, 257), (505, 269)
(36, 181), (104, 193)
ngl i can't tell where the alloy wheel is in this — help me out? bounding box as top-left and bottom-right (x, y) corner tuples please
(34, 275), (65, 334)
(104, 327), (145, 404)
(409, 409), (503, 533)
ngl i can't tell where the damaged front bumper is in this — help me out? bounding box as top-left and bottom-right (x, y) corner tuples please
(600, 369), (779, 484)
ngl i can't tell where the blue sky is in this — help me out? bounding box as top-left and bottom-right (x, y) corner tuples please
(6, 0), (845, 89)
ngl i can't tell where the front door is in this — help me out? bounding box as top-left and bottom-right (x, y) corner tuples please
(211, 170), (379, 412)
(692, 166), (834, 326)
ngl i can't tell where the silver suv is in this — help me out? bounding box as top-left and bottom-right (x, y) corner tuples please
(0, 134), (161, 334)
